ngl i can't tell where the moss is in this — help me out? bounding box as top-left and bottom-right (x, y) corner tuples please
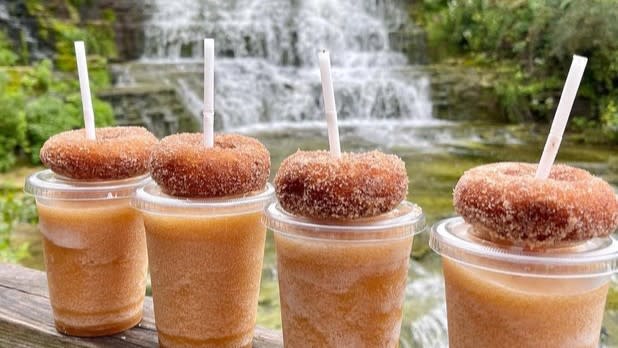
(411, 232), (433, 259)
(85, 22), (118, 60)
(50, 19), (86, 71)
(101, 8), (116, 22)
(256, 274), (282, 328)
(0, 93), (27, 171)
(0, 31), (19, 66)
(609, 156), (618, 171)
(23, 0), (118, 76)
(607, 286), (618, 311)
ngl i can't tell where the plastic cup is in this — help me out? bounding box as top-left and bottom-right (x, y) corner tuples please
(132, 181), (274, 348)
(430, 217), (618, 348)
(264, 201), (425, 347)
(24, 169), (149, 336)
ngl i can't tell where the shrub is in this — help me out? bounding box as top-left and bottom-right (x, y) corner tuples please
(0, 192), (37, 263)
(417, 0), (618, 142)
(0, 58), (115, 170)
(0, 31), (18, 66)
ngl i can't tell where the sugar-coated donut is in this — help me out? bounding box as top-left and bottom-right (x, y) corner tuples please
(40, 127), (158, 180)
(454, 162), (618, 247)
(275, 150), (408, 220)
(149, 133), (270, 198)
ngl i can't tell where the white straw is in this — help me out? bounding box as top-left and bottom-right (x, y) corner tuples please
(535, 55), (587, 179)
(74, 41), (95, 140)
(318, 49), (341, 158)
(203, 38), (215, 148)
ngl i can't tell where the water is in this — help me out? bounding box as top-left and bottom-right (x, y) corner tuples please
(0, 2), (46, 61)
(130, 0), (432, 130)
(14, 122), (618, 347)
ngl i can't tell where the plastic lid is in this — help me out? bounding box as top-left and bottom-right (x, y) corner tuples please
(430, 217), (618, 278)
(264, 201), (425, 241)
(24, 169), (150, 201)
(133, 180), (275, 216)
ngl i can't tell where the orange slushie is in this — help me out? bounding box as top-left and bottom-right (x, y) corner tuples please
(431, 217), (618, 348)
(26, 171), (149, 336)
(134, 182), (274, 348)
(266, 201), (424, 348)
(443, 258), (609, 348)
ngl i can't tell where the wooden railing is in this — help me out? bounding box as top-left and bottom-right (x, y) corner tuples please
(0, 263), (283, 347)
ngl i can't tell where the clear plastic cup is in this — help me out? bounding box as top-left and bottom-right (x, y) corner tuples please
(264, 201), (425, 347)
(430, 217), (618, 348)
(132, 181), (274, 348)
(24, 169), (149, 336)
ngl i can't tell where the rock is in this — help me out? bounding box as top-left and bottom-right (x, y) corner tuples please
(98, 84), (199, 138)
(389, 22), (427, 64)
(78, 0), (153, 61)
(425, 64), (502, 121)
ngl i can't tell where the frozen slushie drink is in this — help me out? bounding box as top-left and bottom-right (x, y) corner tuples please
(266, 150), (425, 347)
(430, 162), (618, 348)
(134, 133), (273, 347)
(25, 127), (157, 336)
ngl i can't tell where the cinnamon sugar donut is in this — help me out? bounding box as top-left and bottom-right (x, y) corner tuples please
(149, 133), (270, 198)
(454, 162), (618, 247)
(40, 127), (158, 180)
(275, 150), (408, 220)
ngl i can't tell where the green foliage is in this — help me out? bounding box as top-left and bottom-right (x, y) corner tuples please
(0, 86), (27, 171)
(493, 64), (563, 123)
(21, 59), (53, 93)
(0, 0), (120, 262)
(600, 98), (618, 142)
(52, 19), (88, 71)
(0, 192), (37, 263)
(0, 0), (120, 171)
(25, 95), (81, 163)
(417, 0), (618, 142)
(22, 0), (118, 72)
(0, 32), (19, 66)
(549, 0), (618, 92)
(85, 24), (118, 60)
(0, 58), (115, 170)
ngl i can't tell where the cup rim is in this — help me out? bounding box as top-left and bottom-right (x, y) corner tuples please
(430, 216), (618, 278)
(263, 201), (425, 238)
(24, 169), (150, 201)
(132, 180), (275, 215)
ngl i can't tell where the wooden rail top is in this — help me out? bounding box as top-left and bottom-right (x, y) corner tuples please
(0, 263), (283, 347)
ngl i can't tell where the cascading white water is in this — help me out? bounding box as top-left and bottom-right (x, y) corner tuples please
(112, 3), (446, 346)
(139, 0), (433, 131)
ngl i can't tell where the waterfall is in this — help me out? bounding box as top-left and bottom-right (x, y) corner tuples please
(133, 0), (432, 131)
(0, 2), (48, 61)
